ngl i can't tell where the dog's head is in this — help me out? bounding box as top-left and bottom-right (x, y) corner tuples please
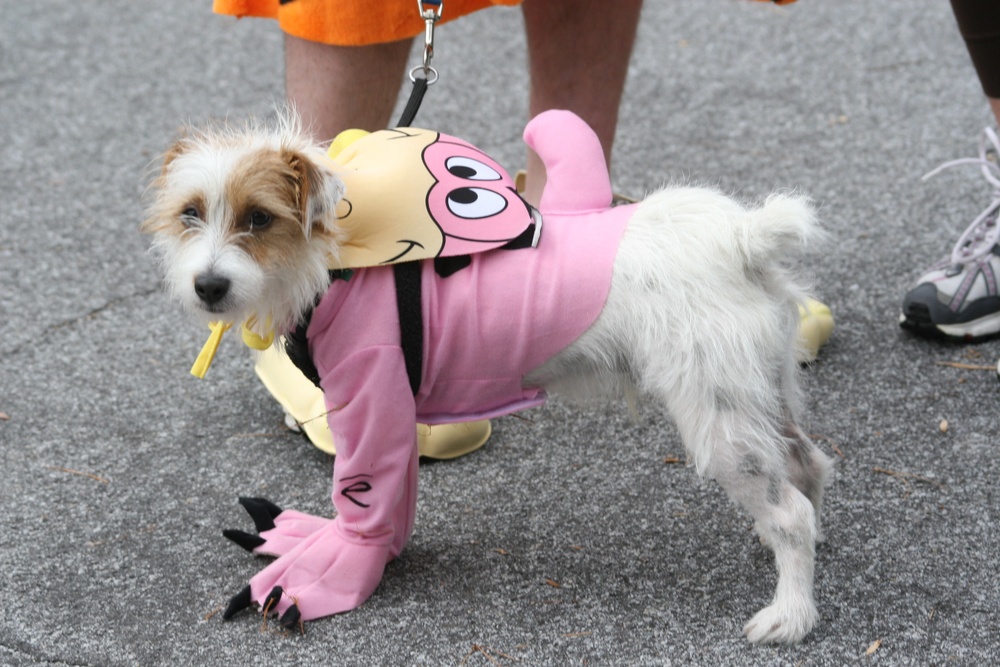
(142, 113), (344, 336)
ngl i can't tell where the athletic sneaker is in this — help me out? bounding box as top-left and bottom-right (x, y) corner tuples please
(900, 128), (1000, 341)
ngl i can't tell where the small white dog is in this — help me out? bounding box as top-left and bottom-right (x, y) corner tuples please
(143, 109), (832, 644)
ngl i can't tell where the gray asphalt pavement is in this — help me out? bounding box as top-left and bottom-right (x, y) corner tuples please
(2, 1), (998, 665)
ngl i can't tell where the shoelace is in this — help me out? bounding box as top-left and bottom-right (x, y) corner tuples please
(923, 128), (1000, 266)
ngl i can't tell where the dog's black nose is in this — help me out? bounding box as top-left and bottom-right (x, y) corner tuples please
(194, 274), (231, 306)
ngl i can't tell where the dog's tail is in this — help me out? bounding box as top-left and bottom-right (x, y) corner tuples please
(740, 193), (819, 267)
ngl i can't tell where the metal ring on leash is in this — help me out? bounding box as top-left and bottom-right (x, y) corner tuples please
(397, 1), (443, 126)
(408, 65), (439, 86)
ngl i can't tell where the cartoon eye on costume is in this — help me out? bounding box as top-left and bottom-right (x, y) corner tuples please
(446, 187), (508, 219)
(423, 135), (534, 253)
(445, 156), (502, 181)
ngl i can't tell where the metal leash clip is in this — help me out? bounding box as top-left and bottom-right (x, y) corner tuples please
(410, 0), (443, 85)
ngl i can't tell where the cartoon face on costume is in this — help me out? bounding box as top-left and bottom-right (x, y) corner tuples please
(328, 127), (533, 269)
(422, 135), (532, 257)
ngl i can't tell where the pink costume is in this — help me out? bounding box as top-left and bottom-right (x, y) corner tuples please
(229, 111), (633, 623)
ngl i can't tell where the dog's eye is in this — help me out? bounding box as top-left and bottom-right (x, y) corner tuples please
(181, 207), (200, 224)
(248, 210), (273, 229)
(446, 187), (508, 219)
(445, 156), (502, 181)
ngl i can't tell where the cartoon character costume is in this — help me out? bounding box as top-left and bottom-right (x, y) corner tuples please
(221, 110), (633, 625)
(239, 122), (545, 458)
(211, 0), (816, 456)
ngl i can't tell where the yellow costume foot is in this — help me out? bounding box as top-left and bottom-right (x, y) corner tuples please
(416, 421), (492, 460)
(255, 344), (491, 459)
(797, 297), (834, 363)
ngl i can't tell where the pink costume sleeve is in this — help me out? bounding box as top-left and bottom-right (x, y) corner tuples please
(522, 109), (613, 214)
(247, 345), (419, 620)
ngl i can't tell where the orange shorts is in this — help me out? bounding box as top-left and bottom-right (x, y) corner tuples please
(213, 0), (522, 46)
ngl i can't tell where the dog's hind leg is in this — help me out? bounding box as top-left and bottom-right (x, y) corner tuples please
(721, 455), (820, 645)
(711, 434), (819, 644)
(662, 388), (820, 644)
(783, 422), (833, 541)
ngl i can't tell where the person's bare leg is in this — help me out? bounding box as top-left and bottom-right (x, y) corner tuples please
(990, 97), (1000, 127)
(285, 34), (414, 142)
(520, 0), (643, 206)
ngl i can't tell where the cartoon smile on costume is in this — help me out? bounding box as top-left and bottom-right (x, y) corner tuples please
(328, 127), (537, 268)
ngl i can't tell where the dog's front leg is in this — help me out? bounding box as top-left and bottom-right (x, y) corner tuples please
(223, 348), (420, 628)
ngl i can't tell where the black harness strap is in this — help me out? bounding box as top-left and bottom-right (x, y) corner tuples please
(283, 317), (320, 388)
(283, 270), (346, 389)
(393, 262), (424, 395)
(283, 267), (424, 396)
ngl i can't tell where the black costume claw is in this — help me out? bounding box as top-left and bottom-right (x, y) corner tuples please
(279, 603), (302, 631)
(222, 585), (252, 620)
(263, 585), (284, 616)
(224, 497), (283, 552)
(238, 497), (283, 532)
(222, 529), (266, 552)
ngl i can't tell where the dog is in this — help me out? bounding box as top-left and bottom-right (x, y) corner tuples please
(142, 109), (832, 644)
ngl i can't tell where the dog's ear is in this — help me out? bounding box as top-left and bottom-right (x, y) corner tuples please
(140, 135), (194, 235)
(281, 149), (345, 237)
(158, 132), (194, 176)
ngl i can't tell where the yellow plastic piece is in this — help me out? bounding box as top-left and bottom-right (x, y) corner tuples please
(416, 421), (493, 460)
(191, 322), (233, 378)
(191, 317), (276, 379)
(255, 344), (334, 451)
(241, 316), (275, 350)
(797, 297), (834, 363)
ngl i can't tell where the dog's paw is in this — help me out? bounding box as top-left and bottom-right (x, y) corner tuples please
(221, 520), (391, 627)
(742, 598), (818, 644)
(223, 497), (332, 558)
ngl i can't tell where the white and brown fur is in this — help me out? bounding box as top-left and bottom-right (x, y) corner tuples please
(143, 113), (833, 644)
(142, 115), (344, 340)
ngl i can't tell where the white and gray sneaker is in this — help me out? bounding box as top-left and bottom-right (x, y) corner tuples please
(901, 128), (1000, 341)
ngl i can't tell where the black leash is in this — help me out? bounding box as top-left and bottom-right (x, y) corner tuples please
(395, 0), (442, 128)
(385, 0), (446, 395)
(396, 76), (429, 129)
